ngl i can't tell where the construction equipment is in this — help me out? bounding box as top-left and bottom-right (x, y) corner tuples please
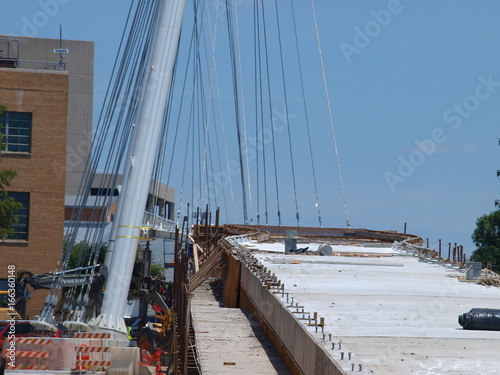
(133, 240), (175, 364)
(13, 264), (107, 319)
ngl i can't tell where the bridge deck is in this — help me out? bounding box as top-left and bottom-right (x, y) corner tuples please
(191, 281), (290, 375)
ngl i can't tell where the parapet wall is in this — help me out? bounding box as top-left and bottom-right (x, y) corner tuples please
(238, 257), (346, 375)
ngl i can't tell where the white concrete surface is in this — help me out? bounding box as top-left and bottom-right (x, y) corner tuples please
(250, 242), (500, 375)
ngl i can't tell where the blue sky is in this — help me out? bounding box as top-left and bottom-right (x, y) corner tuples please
(3, 0), (500, 256)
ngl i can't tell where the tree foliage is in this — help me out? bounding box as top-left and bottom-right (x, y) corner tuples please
(0, 103), (22, 239)
(471, 210), (500, 271)
(64, 241), (107, 270)
(65, 240), (164, 278)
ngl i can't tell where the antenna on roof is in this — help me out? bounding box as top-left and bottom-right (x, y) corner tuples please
(53, 24), (69, 71)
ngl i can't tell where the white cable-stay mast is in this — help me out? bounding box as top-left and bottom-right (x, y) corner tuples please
(90, 0), (187, 336)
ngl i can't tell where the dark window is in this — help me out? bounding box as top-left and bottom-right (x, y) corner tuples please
(6, 192), (29, 240)
(90, 188), (119, 196)
(0, 111), (32, 153)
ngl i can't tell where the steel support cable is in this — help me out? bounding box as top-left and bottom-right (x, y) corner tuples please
(208, 18), (237, 223)
(193, 0), (210, 213)
(289, 0), (323, 228)
(67, 0), (155, 264)
(187, 88), (196, 223)
(150, 3), (193, 228)
(83, 0), (156, 253)
(188, 58), (199, 221)
(42, 0), (152, 322)
(150, 124), (166, 226)
(171, 92), (195, 225)
(214, 76), (237, 223)
(151, 30), (184, 228)
(165, 16), (198, 226)
(177, 0), (197, 218)
(198, 75), (212, 213)
(259, 0), (282, 226)
(225, 0), (248, 224)
(190, 0), (203, 211)
(150, 98), (172, 226)
(209, 97), (230, 222)
(69, 0), (159, 320)
(233, 0), (253, 224)
(206, 131), (219, 211)
(150, 110), (170, 226)
(195, 49), (207, 211)
(198, 0), (220, 215)
(190, 0), (204, 206)
(176, 103), (194, 226)
(254, 0), (269, 225)
(80, 0), (158, 319)
(310, 0), (351, 228)
(207, 6), (229, 219)
(272, 0), (300, 227)
(202, 3), (233, 222)
(62, 0), (144, 268)
(253, 1), (261, 225)
(84, 1), (155, 242)
(66, 4), (156, 322)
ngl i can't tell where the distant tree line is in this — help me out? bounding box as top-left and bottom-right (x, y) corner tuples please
(471, 210), (500, 272)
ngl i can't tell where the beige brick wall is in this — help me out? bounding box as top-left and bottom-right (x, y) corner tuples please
(0, 68), (68, 319)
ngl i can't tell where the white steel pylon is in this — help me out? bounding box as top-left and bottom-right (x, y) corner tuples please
(90, 0), (187, 336)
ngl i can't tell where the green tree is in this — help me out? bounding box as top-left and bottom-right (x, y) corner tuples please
(0, 103), (22, 239)
(65, 240), (163, 277)
(64, 241), (107, 270)
(471, 210), (500, 272)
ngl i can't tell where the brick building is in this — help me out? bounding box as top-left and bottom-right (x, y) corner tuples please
(0, 35), (94, 318)
(0, 67), (68, 319)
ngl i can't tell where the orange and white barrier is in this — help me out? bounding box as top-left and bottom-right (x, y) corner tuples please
(75, 343), (91, 370)
(76, 346), (110, 353)
(15, 337), (52, 345)
(74, 332), (111, 339)
(9, 364), (47, 370)
(75, 360), (111, 367)
(16, 350), (49, 358)
(74, 334), (111, 370)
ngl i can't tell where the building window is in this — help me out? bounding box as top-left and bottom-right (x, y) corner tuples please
(90, 187), (119, 196)
(6, 192), (29, 240)
(0, 111), (32, 153)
